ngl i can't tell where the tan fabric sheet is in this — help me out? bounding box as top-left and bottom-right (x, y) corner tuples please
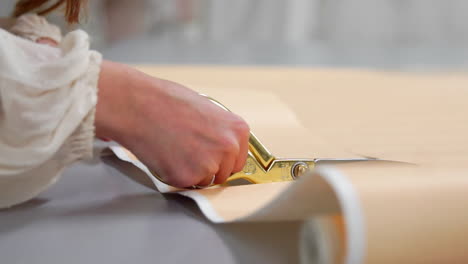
(110, 66), (468, 264)
(137, 66), (468, 165)
(329, 161), (468, 264)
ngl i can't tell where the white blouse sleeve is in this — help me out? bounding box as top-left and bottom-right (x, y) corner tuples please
(9, 14), (62, 43)
(0, 16), (102, 208)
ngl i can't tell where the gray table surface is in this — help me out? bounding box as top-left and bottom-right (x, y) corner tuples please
(0, 155), (301, 264)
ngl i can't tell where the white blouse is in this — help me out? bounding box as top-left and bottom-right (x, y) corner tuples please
(0, 14), (102, 208)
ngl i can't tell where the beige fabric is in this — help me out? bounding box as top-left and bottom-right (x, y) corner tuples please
(136, 66), (468, 165)
(332, 161), (468, 264)
(115, 66), (468, 263)
(0, 15), (102, 208)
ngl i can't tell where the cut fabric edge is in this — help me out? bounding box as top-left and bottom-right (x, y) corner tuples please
(315, 166), (366, 264)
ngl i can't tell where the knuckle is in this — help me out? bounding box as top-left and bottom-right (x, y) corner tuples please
(218, 134), (238, 154)
(232, 115), (250, 137)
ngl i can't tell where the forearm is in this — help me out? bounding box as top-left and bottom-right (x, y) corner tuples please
(95, 60), (134, 144)
(95, 60), (164, 147)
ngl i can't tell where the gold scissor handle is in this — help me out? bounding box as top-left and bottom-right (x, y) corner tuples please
(151, 95), (314, 187)
(203, 95), (275, 170)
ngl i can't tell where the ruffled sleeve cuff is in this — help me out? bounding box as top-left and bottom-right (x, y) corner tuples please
(54, 51), (101, 166)
(0, 16), (103, 208)
(9, 14), (62, 44)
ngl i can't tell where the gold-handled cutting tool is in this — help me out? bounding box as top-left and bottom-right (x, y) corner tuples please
(206, 95), (315, 183)
(151, 95), (315, 187)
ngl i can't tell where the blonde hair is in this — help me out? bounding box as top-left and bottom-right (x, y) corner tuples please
(13, 0), (85, 23)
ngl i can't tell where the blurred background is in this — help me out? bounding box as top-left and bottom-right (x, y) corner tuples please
(2, 0), (468, 69)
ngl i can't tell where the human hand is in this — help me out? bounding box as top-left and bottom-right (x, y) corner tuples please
(95, 61), (250, 187)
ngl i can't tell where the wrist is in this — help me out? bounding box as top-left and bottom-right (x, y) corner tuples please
(95, 60), (138, 146)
